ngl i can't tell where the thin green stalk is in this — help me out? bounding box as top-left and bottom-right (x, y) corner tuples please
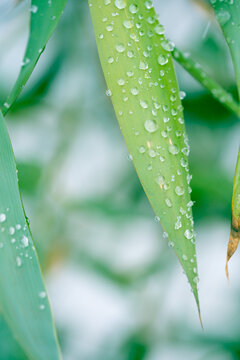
(172, 47), (240, 117)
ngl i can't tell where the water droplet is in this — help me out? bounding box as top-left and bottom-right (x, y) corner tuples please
(154, 24), (165, 35)
(155, 175), (165, 187)
(30, 5), (38, 13)
(39, 291), (46, 298)
(168, 143), (179, 155)
(148, 149), (157, 158)
(115, 0), (126, 9)
(140, 100), (148, 108)
(139, 146), (146, 153)
(158, 55), (168, 65)
(127, 50), (134, 58)
(161, 40), (175, 52)
(123, 20), (133, 28)
(116, 43), (125, 53)
(106, 24), (113, 31)
(108, 56), (114, 64)
(0, 214), (6, 223)
(21, 236), (29, 248)
(129, 4), (138, 13)
(9, 227), (15, 235)
(193, 276), (199, 284)
(139, 61), (148, 70)
(106, 89), (112, 97)
(117, 79), (125, 86)
(165, 198), (172, 207)
(145, 1), (153, 9)
(3, 102), (10, 109)
(179, 91), (186, 100)
(216, 9), (231, 25)
(144, 119), (158, 133)
(131, 88), (139, 95)
(175, 216), (182, 230)
(175, 185), (185, 196)
(184, 229), (194, 240)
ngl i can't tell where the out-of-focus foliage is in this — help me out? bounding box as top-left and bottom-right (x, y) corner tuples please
(0, 0), (240, 359)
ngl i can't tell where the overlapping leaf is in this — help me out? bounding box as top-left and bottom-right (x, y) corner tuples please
(226, 147), (240, 278)
(2, 0), (67, 114)
(210, 0), (240, 99)
(89, 0), (200, 316)
(0, 110), (61, 359)
(210, 0), (240, 275)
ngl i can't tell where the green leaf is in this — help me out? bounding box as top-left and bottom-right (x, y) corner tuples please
(172, 47), (240, 116)
(89, 0), (200, 317)
(2, 0), (67, 115)
(226, 146), (240, 279)
(211, 0), (240, 99)
(0, 110), (61, 359)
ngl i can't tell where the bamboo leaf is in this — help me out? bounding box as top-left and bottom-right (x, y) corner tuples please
(210, 0), (240, 278)
(210, 0), (240, 99)
(89, 0), (201, 317)
(0, 110), (61, 359)
(172, 47), (240, 116)
(2, 0), (67, 115)
(226, 147), (240, 279)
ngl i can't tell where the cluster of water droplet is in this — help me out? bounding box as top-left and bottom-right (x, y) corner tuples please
(0, 208), (48, 310)
(0, 209), (34, 266)
(90, 0), (198, 285)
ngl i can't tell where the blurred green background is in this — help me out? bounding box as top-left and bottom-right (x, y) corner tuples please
(0, 0), (240, 359)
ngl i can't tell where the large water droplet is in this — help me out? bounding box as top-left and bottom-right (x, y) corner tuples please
(161, 40), (175, 52)
(175, 185), (185, 196)
(116, 43), (125, 53)
(158, 55), (168, 65)
(115, 0), (126, 9)
(184, 229), (194, 240)
(168, 143), (179, 155)
(154, 24), (165, 35)
(21, 235), (29, 247)
(144, 119), (158, 133)
(129, 4), (138, 13)
(216, 9), (231, 25)
(0, 214), (6, 223)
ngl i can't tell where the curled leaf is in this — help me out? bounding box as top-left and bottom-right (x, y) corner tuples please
(226, 147), (240, 279)
(211, 0), (240, 99)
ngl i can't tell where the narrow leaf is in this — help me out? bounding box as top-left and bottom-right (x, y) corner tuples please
(211, 0), (240, 99)
(89, 0), (201, 316)
(0, 110), (61, 359)
(226, 147), (240, 279)
(2, 0), (67, 114)
(172, 47), (240, 116)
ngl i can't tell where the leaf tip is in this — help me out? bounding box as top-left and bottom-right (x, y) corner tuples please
(198, 310), (204, 331)
(225, 221), (239, 280)
(225, 259), (230, 284)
